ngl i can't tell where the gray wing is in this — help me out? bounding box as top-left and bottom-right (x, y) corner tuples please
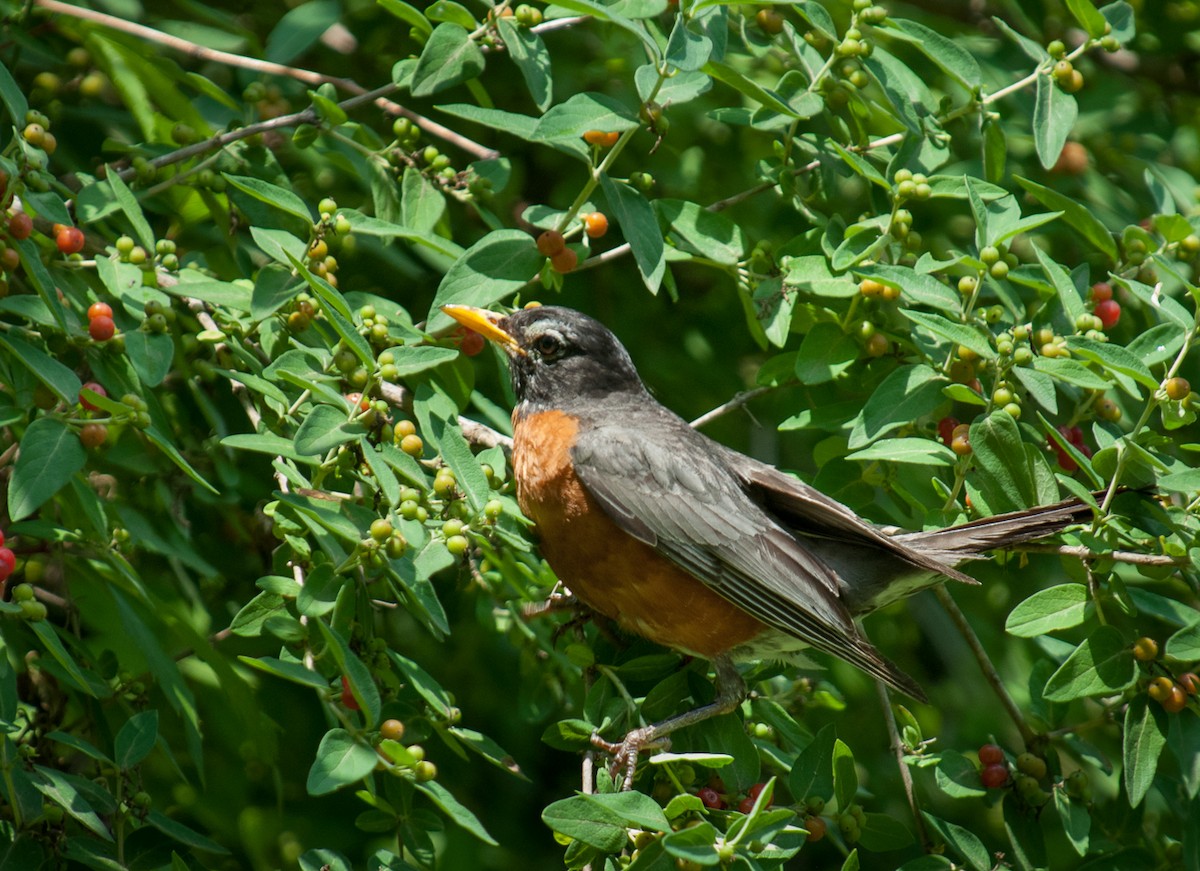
(570, 420), (924, 698)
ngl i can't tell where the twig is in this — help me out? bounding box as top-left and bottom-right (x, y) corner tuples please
(875, 681), (931, 852)
(1015, 543), (1187, 567)
(933, 585), (1035, 745)
(689, 386), (777, 429)
(34, 0), (498, 160)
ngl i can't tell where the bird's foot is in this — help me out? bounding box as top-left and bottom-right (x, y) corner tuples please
(591, 728), (670, 791)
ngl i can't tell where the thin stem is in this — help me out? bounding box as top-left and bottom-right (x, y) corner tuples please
(689, 386), (778, 429)
(875, 681), (931, 851)
(33, 0), (498, 159)
(933, 585), (1035, 745)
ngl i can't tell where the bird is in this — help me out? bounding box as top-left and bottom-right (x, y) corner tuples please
(441, 303), (1093, 787)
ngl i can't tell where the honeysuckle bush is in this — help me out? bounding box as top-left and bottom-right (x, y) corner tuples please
(0, 0), (1198, 868)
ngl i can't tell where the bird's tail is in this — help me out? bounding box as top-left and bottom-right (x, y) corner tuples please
(897, 496), (1095, 563)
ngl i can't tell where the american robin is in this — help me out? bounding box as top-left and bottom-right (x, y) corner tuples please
(442, 303), (1091, 785)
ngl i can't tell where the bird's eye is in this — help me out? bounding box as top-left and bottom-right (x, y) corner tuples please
(533, 333), (563, 357)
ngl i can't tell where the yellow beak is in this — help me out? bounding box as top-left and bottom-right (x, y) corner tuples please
(440, 305), (524, 355)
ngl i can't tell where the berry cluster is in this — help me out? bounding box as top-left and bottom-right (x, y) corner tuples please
(87, 300), (115, 342)
(1136, 636), (1198, 713)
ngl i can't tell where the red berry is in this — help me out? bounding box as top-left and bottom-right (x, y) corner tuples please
(550, 247), (578, 274)
(8, 212), (32, 241)
(536, 229), (565, 257)
(0, 246), (19, 273)
(1090, 282), (1113, 302)
(0, 529), (5, 547)
(1053, 445), (1078, 473)
(0, 547), (15, 582)
(747, 782), (768, 801)
(1179, 672), (1200, 695)
(340, 675), (359, 710)
(583, 212), (609, 239)
(80, 382), (106, 410)
(697, 787), (724, 809)
(540, 230), (566, 257)
(89, 315), (115, 342)
(1162, 685), (1188, 713)
(56, 226), (85, 255)
(937, 416), (959, 447)
(1095, 299), (1121, 329)
(804, 816), (827, 842)
(980, 763), (1009, 788)
(460, 330), (485, 356)
(88, 301), (113, 321)
(979, 744), (1004, 765)
(79, 423), (107, 449)
(737, 797), (755, 814)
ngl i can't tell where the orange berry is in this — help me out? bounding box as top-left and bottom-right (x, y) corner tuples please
(87, 301), (113, 321)
(1148, 676), (1174, 702)
(1132, 637), (1159, 661)
(1162, 685), (1187, 713)
(583, 212), (609, 239)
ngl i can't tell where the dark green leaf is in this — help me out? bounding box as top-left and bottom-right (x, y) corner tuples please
(114, 710), (158, 769)
(788, 723), (835, 803)
(1043, 625), (1137, 701)
(531, 92), (638, 141)
(411, 24), (486, 97)
(1123, 697), (1166, 807)
(8, 417), (87, 521)
(265, 0), (341, 64)
(416, 780), (499, 845)
(294, 404), (367, 455)
(426, 229), (545, 331)
(306, 728), (378, 795)
(1034, 74), (1078, 170)
(848, 364), (946, 449)
(795, 322), (858, 385)
(1014, 176), (1118, 261)
(1005, 584), (1090, 637)
(832, 739), (857, 811)
(601, 174), (665, 294)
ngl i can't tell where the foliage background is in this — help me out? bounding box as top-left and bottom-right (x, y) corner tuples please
(0, 0), (1198, 869)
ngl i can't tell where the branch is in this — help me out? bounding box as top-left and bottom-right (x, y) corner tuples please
(34, 0), (499, 160)
(689, 386), (777, 429)
(875, 682), (931, 852)
(933, 586), (1035, 746)
(1015, 543), (1188, 567)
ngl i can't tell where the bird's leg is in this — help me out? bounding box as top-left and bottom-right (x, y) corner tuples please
(591, 655), (746, 791)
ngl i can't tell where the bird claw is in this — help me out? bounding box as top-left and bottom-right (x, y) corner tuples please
(590, 728), (670, 791)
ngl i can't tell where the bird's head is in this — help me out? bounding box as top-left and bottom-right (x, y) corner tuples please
(441, 305), (646, 413)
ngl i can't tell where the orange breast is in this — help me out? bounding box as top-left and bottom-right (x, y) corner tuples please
(512, 409), (767, 658)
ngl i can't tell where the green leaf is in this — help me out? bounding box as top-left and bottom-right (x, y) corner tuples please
(31, 621), (100, 697)
(400, 166), (447, 235)
(861, 45), (931, 134)
(832, 739), (857, 811)
(0, 334), (81, 402)
(265, 0), (340, 64)
(848, 364), (946, 449)
(902, 311), (996, 360)
(665, 15), (713, 71)
(1014, 176), (1118, 261)
(1065, 0), (1109, 36)
(702, 60), (797, 117)
(416, 780), (499, 845)
(969, 412), (1043, 512)
(654, 199), (746, 265)
(992, 17), (1050, 62)
(1043, 625), (1137, 702)
(33, 766), (112, 840)
(1167, 709), (1200, 799)
(306, 728), (379, 795)
(1034, 244), (1087, 325)
(379, 0), (432, 34)
(846, 437), (956, 467)
(858, 813), (915, 852)
(1005, 584), (1090, 637)
(1034, 73), (1078, 170)
(795, 322), (857, 385)
(427, 0), (476, 28)
(531, 92), (638, 141)
(1053, 789), (1091, 856)
(1033, 357), (1112, 390)
(887, 18), (981, 89)
(223, 174), (312, 223)
(146, 809), (231, 854)
(858, 264), (960, 313)
(601, 173), (665, 294)
(317, 621), (381, 728)
(0, 59), (29, 124)
(123, 331), (174, 388)
(1123, 697), (1167, 807)
(114, 710), (158, 769)
(8, 416), (87, 521)
(1066, 336), (1158, 393)
(922, 813), (989, 871)
(238, 655), (330, 690)
(933, 751), (988, 798)
(1166, 623), (1200, 661)
(293, 404), (367, 456)
(411, 23), (486, 97)
(788, 723), (836, 803)
(107, 171), (155, 251)
(426, 229), (545, 331)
